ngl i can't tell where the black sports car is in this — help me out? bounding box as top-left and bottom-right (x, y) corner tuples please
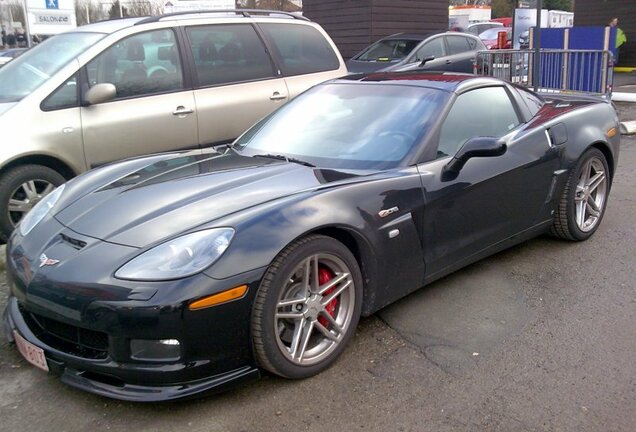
(3, 72), (620, 401)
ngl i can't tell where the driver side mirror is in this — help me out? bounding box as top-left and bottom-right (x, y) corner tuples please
(441, 137), (507, 182)
(419, 56), (435, 66)
(84, 83), (116, 106)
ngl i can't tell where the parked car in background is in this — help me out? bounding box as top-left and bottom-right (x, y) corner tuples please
(4, 72), (620, 401)
(479, 27), (512, 49)
(464, 21), (503, 36)
(347, 32), (485, 74)
(0, 48), (27, 68)
(0, 10), (346, 241)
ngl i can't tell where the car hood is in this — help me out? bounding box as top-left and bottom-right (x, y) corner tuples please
(54, 151), (362, 248)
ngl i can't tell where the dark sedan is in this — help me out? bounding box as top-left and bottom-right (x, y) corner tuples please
(3, 73), (620, 401)
(346, 32), (485, 74)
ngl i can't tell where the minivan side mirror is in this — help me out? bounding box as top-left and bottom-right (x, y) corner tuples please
(419, 56), (435, 66)
(441, 137), (507, 181)
(85, 83), (116, 106)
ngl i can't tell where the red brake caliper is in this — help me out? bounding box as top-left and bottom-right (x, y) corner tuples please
(318, 266), (338, 328)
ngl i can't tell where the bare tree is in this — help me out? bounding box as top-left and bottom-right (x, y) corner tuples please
(5, 1), (25, 27)
(74, 0), (104, 26)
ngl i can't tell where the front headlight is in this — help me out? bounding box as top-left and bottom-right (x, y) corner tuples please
(115, 228), (235, 281)
(19, 184), (65, 236)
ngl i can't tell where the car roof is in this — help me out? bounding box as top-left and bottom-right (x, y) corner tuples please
(381, 31), (480, 42)
(69, 17), (144, 34)
(65, 10), (311, 35)
(339, 71), (504, 93)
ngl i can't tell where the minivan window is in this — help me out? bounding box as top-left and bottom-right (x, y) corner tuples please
(187, 24), (275, 87)
(0, 32), (104, 103)
(259, 23), (340, 76)
(86, 29), (184, 100)
(41, 74), (78, 110)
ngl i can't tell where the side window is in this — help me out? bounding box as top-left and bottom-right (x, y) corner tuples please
(86, 29), (184, 100)
(414, 37), (445, 61)
(466, 36), (479, 50)
(517, 87), (544, 117)
(259, 23), (340, 76)
(187, 24), (275, 87)
(446, 36), (471, 54)
(437, 87), (520, 157)
(42, 74), (78, 110)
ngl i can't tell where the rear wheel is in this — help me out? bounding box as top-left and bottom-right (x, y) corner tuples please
(0, 165), (65, 241)
(550, 148), (610, 241)
(251, 235), (363, 379)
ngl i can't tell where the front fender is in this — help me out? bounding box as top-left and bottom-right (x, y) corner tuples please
(205, 170), (427, 314)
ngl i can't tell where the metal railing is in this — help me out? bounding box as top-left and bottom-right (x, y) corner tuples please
(474, 49), (614, 98)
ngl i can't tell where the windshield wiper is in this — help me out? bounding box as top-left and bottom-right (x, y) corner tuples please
(253, 153), (315, 168)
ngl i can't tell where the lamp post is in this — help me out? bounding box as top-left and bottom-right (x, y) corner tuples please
(532, 0), (542, 91)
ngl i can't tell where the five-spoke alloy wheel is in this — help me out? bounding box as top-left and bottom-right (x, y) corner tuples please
(551, 148), (610, 241)
(252, 235), (362, 378)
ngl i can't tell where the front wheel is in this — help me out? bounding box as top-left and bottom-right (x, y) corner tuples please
(251, 235), (363, 379)
(0, 165), (66, 241)
(550, 148), (610, 241)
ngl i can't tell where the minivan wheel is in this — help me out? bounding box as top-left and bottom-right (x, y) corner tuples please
(0, 165), (66, 241)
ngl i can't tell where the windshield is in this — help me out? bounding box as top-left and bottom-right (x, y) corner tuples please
(235, 83), (448, 171)
(479, 28), (511, 40)
(0, 32), (105, 103)
(356, 39), (421, 61)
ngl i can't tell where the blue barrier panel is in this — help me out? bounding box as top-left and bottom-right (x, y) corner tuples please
(537, 28), (565, 89)
(537, 26), (613, 93)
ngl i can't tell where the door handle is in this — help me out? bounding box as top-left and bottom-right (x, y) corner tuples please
(270, 92), (287, 101)
(173, 106), (194, 116)
(445, 60), (452, 64)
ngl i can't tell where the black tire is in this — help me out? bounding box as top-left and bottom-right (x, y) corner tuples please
(0, 165), (66, 241)
(550, 148), (610, 241)
(251, 235), (363, 379)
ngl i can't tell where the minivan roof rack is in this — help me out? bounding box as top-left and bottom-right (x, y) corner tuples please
(135, 9), (310, 25)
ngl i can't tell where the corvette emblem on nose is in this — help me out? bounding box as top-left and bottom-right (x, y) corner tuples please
(39, 254), (60, 268)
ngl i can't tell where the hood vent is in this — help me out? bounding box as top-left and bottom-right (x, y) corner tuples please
(60, 233), (87, 250)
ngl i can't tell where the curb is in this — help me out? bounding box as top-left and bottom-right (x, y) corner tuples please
(620, 121), (636, 135)
(612, 92), (636, 103)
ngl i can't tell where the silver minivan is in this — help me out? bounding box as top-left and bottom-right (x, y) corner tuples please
(0, 11), (346, 239)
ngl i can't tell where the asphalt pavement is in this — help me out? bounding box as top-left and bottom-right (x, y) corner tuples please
(0, 131), (634, 431)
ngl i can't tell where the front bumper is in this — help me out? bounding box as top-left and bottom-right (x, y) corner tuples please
(4, 296), (259, 401)
(4, 297), (260, 402)
(3, 223), (268, 401)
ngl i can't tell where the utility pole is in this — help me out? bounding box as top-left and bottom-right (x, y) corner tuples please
(21, 0), (31, 48)
(532, 0), (542, 91)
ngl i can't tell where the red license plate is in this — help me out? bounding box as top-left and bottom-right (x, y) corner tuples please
(13, 331), (49, 372)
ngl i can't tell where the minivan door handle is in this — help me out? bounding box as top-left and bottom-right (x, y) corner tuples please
(173, 106), (194, 116)
(270, 92), (287, 101)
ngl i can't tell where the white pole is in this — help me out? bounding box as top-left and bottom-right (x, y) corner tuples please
(86, 4), (89, 23)
(21, 0), (31, 48)
(118, 0), (122, 18)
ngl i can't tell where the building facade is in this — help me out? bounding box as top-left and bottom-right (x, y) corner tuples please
(303, 0), (447, 59)
(574, 0), (634, 67)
